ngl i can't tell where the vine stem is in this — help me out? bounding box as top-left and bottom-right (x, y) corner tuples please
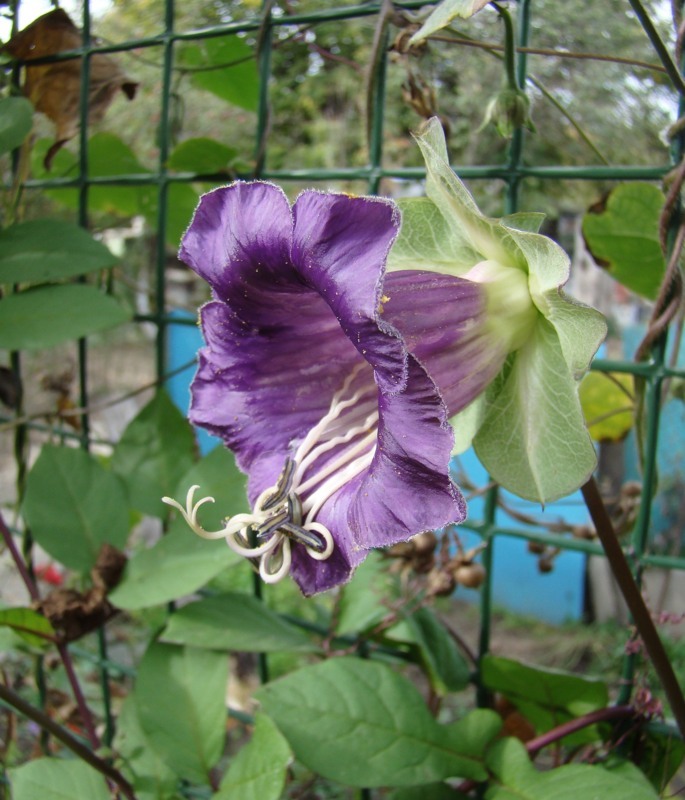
(456, 705), (639, 793)
(0, 681), (135, 800)
(491, 2), (519, 90)
(525, 705), (637, 757)
(0, 511), (101, 750)
(0, 511), (40, 603)
(581, 478), (685, 738)
(628, 0), (685, 97)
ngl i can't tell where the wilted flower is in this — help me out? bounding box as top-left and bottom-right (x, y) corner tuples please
(164, 182), (499, 595)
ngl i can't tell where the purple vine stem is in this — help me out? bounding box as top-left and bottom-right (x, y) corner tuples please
(0, 510), (101, 749)
(0, 681), (135, 800)
(581, 477), (685, 738)
(525, 705), (637, 757)
(457, 705), (638, 793)
(0, 510), (40, 603)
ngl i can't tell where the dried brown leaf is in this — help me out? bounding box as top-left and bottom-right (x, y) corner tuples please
(4, 9), (138, 169)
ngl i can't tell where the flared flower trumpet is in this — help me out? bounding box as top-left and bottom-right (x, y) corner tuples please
(163, 182), (499, 595)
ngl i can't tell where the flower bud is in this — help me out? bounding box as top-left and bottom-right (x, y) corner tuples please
(482, 87), (535, 138)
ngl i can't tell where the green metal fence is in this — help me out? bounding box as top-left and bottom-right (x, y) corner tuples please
(5, 0), (685, 754)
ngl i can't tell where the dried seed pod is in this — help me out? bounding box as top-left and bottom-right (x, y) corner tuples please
(454, 562), (486, 589)
(427, 568), (456, 597)
(412, 530), (437, 555)
(527, 540), (546, 555)
(537, 556), (555, 574)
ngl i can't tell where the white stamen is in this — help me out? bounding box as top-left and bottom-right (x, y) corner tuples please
(303, 448), (376, 524)
(260, 538), (292, 583)
(226, 529), (281, 558)
(304, 522), (334, 560)
(293, 411), (378, 488)
(297, 427), (377, 496)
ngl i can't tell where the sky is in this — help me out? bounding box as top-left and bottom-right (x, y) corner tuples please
(1, 0), (113, 41)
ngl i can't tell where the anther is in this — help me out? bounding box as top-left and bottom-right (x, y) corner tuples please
(279, 521), (327, 553)
(261, 458), (295, 511)
(255, 508), (290, 540)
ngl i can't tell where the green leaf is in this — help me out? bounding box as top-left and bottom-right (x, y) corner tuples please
(163, 182), (202, 249)
(161, 592), (316, 652)
(389, 786), (469, 800)
(579, 371), (634, 442)
(168, 137), (238, 174)
(179, 35), (259, 112)
(9, 757), (111, 800)
(0, 220), (118, 285)
(409, 0), (491, 44)
(386, 607), (470, 694)
(485, 738), (659, 800)
(108, 523), (238, 610)
(336, 551), (397, 636)
(582, 183), (666, 300)
(0, 284), (130, 350)
(135, 643), (227, 785)
(257, 657), (501, 787)
(32, 134), (197, 247)
(0, 96), (33, 155)
(23, 444), (130, 573)
(214, 713), (292, 800)
(111, 390), (196, 518)
(32, 133), (154, 218)
(481, 655), (608, 744)
(109, 447), (245, 609)
(114, 694), (179, 800)
(0, 607), (55, 646)
(633, 728), (685, 792)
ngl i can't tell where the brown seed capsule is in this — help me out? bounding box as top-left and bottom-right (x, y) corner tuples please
(454, 562), (486, 589)
(527, 540), (546, 555)
(413, 530), (438, 555)
(538, 556), (554, 574)
(427, 568), (457, 597)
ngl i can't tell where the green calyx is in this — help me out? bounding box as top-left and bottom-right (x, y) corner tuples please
(462, 259), (537, 354)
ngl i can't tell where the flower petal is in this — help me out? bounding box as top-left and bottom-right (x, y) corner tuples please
(179, 181), (293, 300)
(292, 190), (405, 393)
(382, 270), (506, 416)
(348, 355), (466, 549)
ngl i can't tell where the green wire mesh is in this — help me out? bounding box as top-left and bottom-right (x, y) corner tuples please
(6, 0), (685, 732)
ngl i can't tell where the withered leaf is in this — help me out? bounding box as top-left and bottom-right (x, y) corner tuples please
(36, 543), (127, 643)
(4, 9), (138, 170)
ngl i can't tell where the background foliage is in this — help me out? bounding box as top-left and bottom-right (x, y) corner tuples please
(1, 1), (684, 798)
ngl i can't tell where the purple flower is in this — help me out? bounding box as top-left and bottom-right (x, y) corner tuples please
(164, 182), (495, 595)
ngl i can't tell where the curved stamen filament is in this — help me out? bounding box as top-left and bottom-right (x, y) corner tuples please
(293, 410), (378, 488)
(303, 448), (376, 524)
(260, 537), (292, 584)
(226, 529), (281, 558)
(296, 427), (377, 496)
(293, 364), (375, 464)
(162, 486), (252, 540)
(305, 522), (334, 560)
